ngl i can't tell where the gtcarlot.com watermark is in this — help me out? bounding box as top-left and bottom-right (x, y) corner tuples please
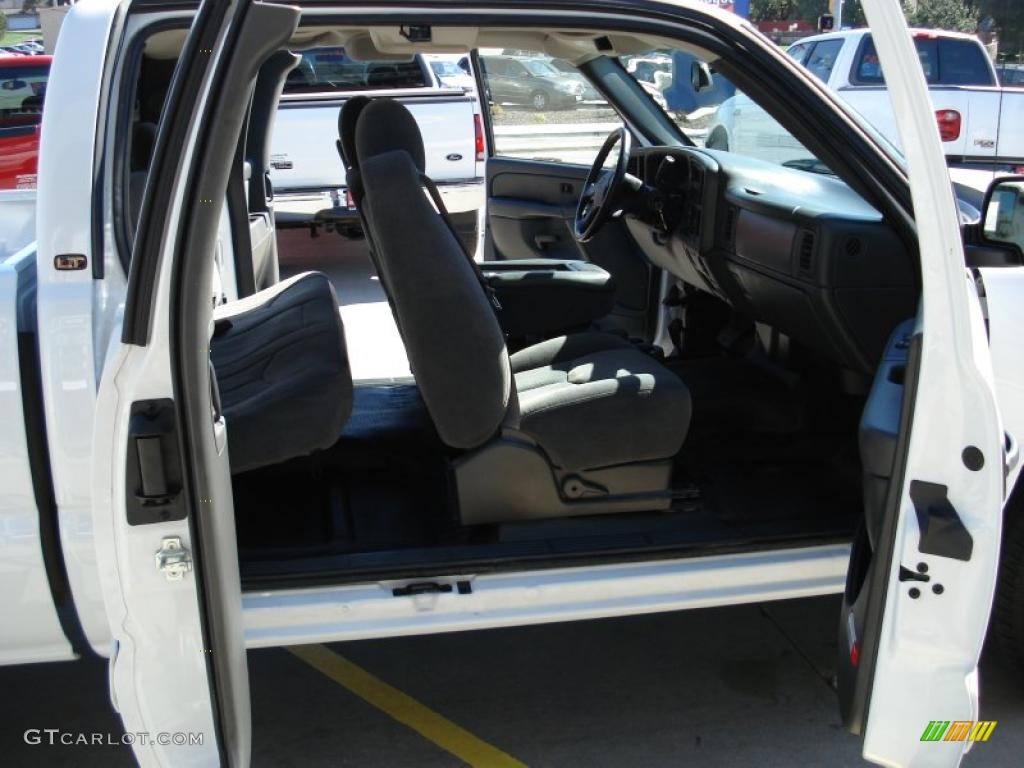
(24, 729), (203, 747)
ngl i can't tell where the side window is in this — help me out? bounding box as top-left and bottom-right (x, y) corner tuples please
(853, 38), (883, 84)
(805, 40), (843, 83)
(479, 51), (620, 165)
(785, 42), (811, 65)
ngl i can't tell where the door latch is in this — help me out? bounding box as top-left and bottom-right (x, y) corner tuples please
(155, 537), (193, 581)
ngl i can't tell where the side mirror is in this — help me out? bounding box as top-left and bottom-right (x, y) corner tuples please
(981, 175), (1024, 257)
(690, 61), (713, 92)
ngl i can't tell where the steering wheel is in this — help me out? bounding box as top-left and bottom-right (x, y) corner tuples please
(574, 127), (633, 243)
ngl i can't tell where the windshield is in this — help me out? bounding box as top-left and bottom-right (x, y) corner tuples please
(620, 50), (834, 175)
(524, 60), (561, 77)
(0, 64), (47, 118)
(619, 49), (909, 176)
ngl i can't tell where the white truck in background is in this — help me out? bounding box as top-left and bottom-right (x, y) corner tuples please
(708, 28), (1024, 180)
(268, 46), (484, 232)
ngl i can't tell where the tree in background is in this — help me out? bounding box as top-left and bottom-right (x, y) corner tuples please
(0, 14), (7, 39)
(749, 1), (824, 22)
(750, 0), (980, 29)
(905, 0), (979, 32)
(22, 0), (40, 13)
(979, 0), (1024, 55)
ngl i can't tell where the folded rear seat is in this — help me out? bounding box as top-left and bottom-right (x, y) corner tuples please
(210, 271), (352, 474)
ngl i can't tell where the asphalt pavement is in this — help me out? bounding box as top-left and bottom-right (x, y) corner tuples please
(2, 595), (1021, 766)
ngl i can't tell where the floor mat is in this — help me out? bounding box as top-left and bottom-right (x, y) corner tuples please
(234, 383), (451, 558)
(670, 353), (863, 538)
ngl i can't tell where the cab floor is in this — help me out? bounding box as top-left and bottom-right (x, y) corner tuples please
(233, 351), (861, 584)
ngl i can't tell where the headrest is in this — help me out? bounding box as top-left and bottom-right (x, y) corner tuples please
(337, 95), (371, 169)
(354, 98), (425, 174)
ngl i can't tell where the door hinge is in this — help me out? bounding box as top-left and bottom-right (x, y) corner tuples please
(155, 537), (193, 581)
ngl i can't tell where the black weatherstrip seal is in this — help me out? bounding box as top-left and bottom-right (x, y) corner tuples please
(18, 332), (92, 658)
(121, 0), (232, 346)
(846, 331), (923, 735)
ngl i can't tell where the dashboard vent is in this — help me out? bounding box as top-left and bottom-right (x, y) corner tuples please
(797, 230), (815, 275)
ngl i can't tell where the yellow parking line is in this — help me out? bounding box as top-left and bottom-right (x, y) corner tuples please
(287, 644), (527, 768)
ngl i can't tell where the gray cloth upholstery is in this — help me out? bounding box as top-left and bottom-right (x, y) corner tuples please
(360, 150), (512, 450)
(355, 98), (426, 172)
(514, 334), (691, 471)
(211, 271), (352, 473)
(509, 332), (635, 372)
(338, 94), (371, 170)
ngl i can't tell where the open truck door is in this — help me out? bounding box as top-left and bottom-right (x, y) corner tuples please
(90, 1), (298, 764)
(838, 3), (1016, 766)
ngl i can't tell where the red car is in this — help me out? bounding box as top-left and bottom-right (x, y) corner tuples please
(0, 55), (51, 190)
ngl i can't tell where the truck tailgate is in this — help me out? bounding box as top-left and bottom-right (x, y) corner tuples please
(996, 88), (1024, 162)
(841, 87), (1013, 162)
(270, 90), (477, 192)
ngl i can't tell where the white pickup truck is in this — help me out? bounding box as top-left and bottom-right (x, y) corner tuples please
(4, 1), (1024, 766)
(708, 28), (1024, 173)
(268, 46), (484, 231)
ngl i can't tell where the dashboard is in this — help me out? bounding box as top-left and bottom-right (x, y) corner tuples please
(623, 147), (917, 374)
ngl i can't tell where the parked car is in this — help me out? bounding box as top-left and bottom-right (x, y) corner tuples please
(270, 47), (484, 234)
(544, 56), (604, 101)
(424, 53), (477, 90)
(5, 2), (1024, 767)
(479, 54), (587, 110)
(706, 28), (1024, 173)
(0, 54), (50, 191)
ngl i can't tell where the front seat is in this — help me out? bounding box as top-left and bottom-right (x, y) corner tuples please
(356, 144), (691, 524)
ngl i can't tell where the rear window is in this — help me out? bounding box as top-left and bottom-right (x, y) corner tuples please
(283, 47), (430, 93)
(0, 64), (47, 129)
(853, 36), (994, 87)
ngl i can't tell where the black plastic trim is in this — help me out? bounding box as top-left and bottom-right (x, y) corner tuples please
(843, 330), (923, 735)
(121, 1), (230, 346)
(111, 17), (193, 278)
(227, 139), (257, 298)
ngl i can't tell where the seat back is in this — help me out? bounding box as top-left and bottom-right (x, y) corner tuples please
(359, 148), (512, 451)
(354, 98), (497, 308)
(211, 271), (352, 473)
(337, 95), (372, 186)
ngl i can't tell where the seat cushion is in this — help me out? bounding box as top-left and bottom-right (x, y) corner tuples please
(513, 334), (691, 471)
(211, 272), (352, 473)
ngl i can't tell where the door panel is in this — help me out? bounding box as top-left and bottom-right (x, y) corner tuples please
(486, 157), (655, 336)
(93, 1), (299, 764)
(836, 4), (1007, 766)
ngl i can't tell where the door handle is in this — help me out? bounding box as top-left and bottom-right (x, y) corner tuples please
(127, 399), (185, 525)
(534, 234), (558, 249)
